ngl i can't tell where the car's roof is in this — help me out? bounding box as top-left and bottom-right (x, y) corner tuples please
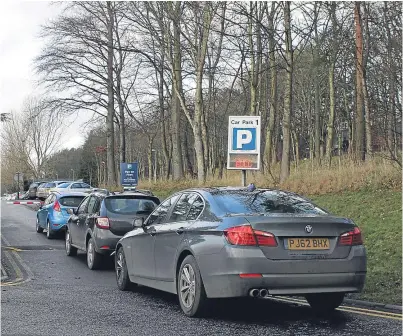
(52, 191), (88, 197)
(175, 187), (302, 197)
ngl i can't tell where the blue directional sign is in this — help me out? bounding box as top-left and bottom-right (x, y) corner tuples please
(227, 116), (261, 170)
(120, 162), (139, 186)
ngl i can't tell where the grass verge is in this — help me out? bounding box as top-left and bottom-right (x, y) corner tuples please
(311, 190), (402, 305)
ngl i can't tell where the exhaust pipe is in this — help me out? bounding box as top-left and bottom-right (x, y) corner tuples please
(249, 289), (259, 297)
(259, 289), (268, 297)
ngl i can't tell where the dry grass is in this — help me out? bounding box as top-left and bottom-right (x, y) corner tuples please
(138, 157), (401, 199)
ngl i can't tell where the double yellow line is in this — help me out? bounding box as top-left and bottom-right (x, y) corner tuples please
(272, 296), (402, 321)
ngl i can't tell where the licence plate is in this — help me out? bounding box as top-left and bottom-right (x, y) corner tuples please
(288, 238), (330, 250)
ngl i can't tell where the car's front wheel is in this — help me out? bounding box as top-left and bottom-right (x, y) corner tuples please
(306, 293), (345, 313)
(177, 255), (209, 317)
(65, 230), (77, 256)
(36, 218), (43, 233)
(115, 247), (135, 291)
(87, 237), (103, 270)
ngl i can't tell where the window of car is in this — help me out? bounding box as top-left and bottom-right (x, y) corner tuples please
(146, 195), (180, 226)
(104, 196), (159, 215)
(80, 183), (91, 188)
(212, 190), (328, 215)
(77, 196), (90, 214)
(87, 196), (99, 214)
(45, 183), (56, 188)
(57, 183), (70, 188)
(186, 194), (204, 220)
(29, 183), (39, 188)
(169, 193), (193, 222)
(59, 196), (86, 207)
(71, 183), (82, 189)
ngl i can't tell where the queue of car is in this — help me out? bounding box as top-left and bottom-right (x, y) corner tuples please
(31, 184), (367, 318)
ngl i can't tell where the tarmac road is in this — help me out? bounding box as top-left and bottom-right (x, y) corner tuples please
(1, 201), (401, 336)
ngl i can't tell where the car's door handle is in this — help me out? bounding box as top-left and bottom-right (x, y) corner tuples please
(176, 227), (185, 235)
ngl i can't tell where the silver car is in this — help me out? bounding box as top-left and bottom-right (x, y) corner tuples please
(114, 187), (367, 317)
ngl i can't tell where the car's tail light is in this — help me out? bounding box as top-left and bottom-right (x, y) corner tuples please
(224, 225), (277, 247)
(96, 217), (110, 229)
(339, 226), (363, 246)
(53, 200), (61, 212)
(254, 230), (277, 247)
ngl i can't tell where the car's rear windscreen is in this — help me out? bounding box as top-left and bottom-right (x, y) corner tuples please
(212, 190), (328, 215)
(104, 196), (159, 215)
(59, 196), (86, 207)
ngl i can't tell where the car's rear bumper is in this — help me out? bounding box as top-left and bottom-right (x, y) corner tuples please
(197, 245), (367, 298)
(92, 229), (121, 255)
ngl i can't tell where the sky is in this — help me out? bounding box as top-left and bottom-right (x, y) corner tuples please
(0, 1), (88, 149)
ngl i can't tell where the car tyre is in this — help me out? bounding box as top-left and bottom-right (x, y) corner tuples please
(87, 237), (102, 270)
(115, 247), (135, 291)
(177, 255), (209, 317)
(306, 293), (345, 313)
(65, 229), (77, 256)
(46, 220), (54, 239)
(36, 218), (43, 233)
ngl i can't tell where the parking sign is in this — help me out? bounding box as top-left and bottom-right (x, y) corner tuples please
(227, 116), (261, 170)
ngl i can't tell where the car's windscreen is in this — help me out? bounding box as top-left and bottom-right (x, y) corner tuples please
(29, 183), (39, 188)
(45, 183), (56, 188)
(104, 197), (158, 215)
(212, 190), (328, 215)
(57, 183), (70, 188)
(59, 196), (86, 207)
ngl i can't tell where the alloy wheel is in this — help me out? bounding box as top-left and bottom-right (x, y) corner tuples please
(65, 231), (71, 252)
(87, 241), (94, 267)
(179, 264), (196, 309)
(116, 252), (124, 284)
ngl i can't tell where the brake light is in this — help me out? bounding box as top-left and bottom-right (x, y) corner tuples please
(96, 217), (110, 229)
(224, 225), (277, 247)
(53, 200), (61, 212)
(339, 227), (363, 246)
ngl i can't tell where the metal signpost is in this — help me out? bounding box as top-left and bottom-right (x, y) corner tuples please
(227, 116), (261, 186)
(120, 162), (139, 188)
(13, 172), (23, 200)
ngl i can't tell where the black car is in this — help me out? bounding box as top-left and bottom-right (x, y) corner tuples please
(65, 191), (160, 270)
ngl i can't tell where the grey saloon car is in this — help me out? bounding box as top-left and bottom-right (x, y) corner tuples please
(114, 187), (366, 317)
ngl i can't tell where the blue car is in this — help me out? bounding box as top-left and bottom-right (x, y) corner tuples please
(36, 192), (88, 239)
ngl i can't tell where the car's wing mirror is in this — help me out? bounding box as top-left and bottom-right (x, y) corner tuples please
(132, 218), (144, 228)
(67, 208), (75, 215)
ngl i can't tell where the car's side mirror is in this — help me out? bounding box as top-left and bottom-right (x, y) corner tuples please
(67, 208), (75, 215)
(132, 218), (144, 228)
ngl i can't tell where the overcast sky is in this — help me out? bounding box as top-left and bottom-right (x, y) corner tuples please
(0, 1), (87, 149)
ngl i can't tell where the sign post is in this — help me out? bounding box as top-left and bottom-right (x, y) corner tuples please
(120, 162), (139, 188)
(227, 116), (261, 186)
(14, 172), (23, 199)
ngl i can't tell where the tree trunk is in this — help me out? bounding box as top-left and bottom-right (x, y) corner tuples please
(265, 2), (277, 170)
(171, 2), (184, 180)
(106, 2), (117, 185)
(326, 62), (336, 164)
(354, 2), (365, 161)
(280, 1), (293, 184)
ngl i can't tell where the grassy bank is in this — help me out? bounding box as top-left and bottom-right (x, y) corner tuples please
(136, 159), (402, 305)
(312, 190), (402, 305)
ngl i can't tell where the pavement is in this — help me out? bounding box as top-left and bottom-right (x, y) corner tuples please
(1, 201), (402, 336)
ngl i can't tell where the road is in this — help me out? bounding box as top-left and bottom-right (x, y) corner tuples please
(1, 201), (401, 336)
